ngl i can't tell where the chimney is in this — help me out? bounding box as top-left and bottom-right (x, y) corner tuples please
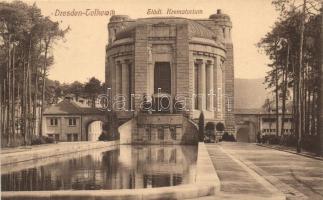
(217, 9), (222, 14)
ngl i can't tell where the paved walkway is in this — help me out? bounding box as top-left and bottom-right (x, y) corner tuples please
(258, 144), (323, 161)
(199, 143), (283, 200)
(205, 142), (323, 200)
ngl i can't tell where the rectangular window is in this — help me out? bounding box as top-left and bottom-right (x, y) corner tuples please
(55, 134), (60, 141)
(157, 149), (164, 162)
(68, 118), (77, 126)
(50, 118), (58, 126)
(67, 134), (72, 142)
(146, 128), (151, 141)
(158, 128), (164, 140)
(170, 127), (176, 140)
(73, 134), (78, 141)
(169, 149), (177, 163)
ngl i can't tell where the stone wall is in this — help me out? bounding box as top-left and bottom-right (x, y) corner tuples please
(106, 14), (236, 135)
(134, 25), (149, 109)
(176, 24), (191, 114)
(119, 114), (198, 145)
(1, 141), (118, 166)
(224, 43), (235, 134)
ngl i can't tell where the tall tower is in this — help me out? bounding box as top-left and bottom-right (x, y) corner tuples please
(105, 15), (133, 96)
(209, 10), (235, 134)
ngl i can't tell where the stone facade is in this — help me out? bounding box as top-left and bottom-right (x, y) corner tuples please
(235, 109), (293, 143)
(106, 10), (235, 133)
(42, 100), (106, 142)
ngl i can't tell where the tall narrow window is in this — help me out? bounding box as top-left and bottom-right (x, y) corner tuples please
(154, 62), (171, 94)
(118, 63), (122, 94)
(206, 65), (210, 110)
(194, 63), (199, 109)
(217, 88), (222, 112)
(128, 63), (132, 109)
(158, 128), (164, 140)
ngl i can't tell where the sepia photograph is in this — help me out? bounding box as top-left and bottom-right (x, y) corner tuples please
(0, 0), (322, 199)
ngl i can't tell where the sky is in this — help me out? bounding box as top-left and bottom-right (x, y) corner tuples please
(25, 0), (279, 83)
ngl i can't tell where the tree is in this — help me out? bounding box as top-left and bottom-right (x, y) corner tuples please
(0, 1), (68, 146)
(63, 81), (84, 98)
(198, 112), (205, 142)
(216, 122), (225, 132)
(84, 77), (102, 108)
(259, 0), (321, 153)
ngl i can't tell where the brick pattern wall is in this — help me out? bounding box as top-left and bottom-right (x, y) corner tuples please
(176, 24), (191, 114)
(224, 44), (235, 134)
(132, 114), (198, 145)
(134, 25), (149, 110)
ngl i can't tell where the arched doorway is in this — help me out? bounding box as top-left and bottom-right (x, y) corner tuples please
(236, 127), (250, 143)
(87, 121), (103, 141)
(154, 62), (171, 94)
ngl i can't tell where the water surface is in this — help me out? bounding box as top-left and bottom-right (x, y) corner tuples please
(1, 145), (197, 191)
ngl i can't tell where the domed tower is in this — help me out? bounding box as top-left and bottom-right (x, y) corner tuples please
(209, 9), (235, 134)
(107, 15), (131, 43)
(105, 15), (134, 99)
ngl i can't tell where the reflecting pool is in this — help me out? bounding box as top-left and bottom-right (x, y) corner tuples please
(1, 145), (197, 191)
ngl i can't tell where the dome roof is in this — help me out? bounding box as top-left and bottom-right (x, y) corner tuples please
(110, 15), (131, 22)
(115, 18), (217, 40)
(209, 9), (230, 19)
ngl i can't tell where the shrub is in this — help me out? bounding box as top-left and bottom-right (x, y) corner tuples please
(31, 136), (43, 145)
(221, 132), (236, 142)
(221, 132), (229, 141)
(98, 133), (109, 141)
(216, 122), (225, 132)
(261, 134), (319, 154)
(228, 134), (236, 142)
(198, 112), (205, 142)
(205, 122), (215, 131)
(261, 134), (279, 144)
(44, 136), (54, 144)
(31, 135), (54, 145)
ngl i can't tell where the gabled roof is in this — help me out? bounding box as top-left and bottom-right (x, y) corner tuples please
(44, 100), (104, 115)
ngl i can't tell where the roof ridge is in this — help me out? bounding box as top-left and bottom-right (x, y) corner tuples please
(68, 100), (85, 113)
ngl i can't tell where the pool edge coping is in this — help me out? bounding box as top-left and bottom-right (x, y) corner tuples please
(1, 142), (219, 200)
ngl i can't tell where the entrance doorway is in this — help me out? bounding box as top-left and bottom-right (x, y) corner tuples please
(236, 127), (250, 142)
(154, 62), (171, 94)
(87, 121), (103, 141)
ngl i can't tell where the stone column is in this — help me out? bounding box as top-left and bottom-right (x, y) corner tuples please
(147, 45), (154, 95)
(115, 62), (121, 94)
(207, 61), (214, 111)
(198, 60), (206, 110)
(216, 57), (223, 119)
(121, 61), (129, 109)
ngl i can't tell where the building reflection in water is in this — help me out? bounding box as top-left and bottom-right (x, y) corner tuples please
(1, 145), (197, 191)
